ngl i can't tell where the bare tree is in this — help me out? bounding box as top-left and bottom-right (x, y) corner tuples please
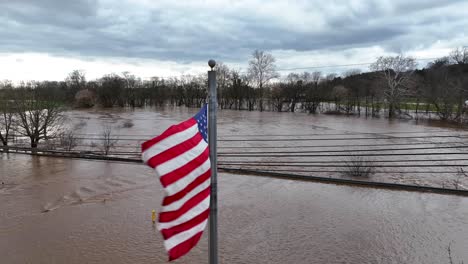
(427, 57), (451, 69)
(0, 99), (14, 146)
(370, 55), (417, 118)
(1, 83), (17, 148)
(228, 70), (249, 110)
(330, 85), (349, 112)
(303, 72), (323, 113)
(424, 65), (462, 121)
(15, 92), (64, 148)
(66, 70), (86, 102)
(248, 50), (279, 89)
(58, 129), (80, 151)
(269, 83), (285, 112)
(248, 50), (280, 111)
(97, 74), (125, 107)
(215, 62), (231, 109)
(122, 71), (142, 107)
(66, 70), (86, 87)
(283, 73), (304, 112)
(101, 125), (118, 155)
(449, 47), (468, 65)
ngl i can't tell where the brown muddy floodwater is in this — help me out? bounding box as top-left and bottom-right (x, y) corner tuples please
(1, 107), (468, 263)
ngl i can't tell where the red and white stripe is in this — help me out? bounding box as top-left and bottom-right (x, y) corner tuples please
(142, 118), (211, 261)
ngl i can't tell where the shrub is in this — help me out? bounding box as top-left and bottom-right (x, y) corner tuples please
(343, 156), (374, 178)
(122, 120), (134, 128)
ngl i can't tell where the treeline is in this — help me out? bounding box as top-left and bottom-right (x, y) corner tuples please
(1, 47), (467, 122)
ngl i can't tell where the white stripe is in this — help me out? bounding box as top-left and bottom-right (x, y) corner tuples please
(141, 124), (198, 163)
(158, 195), (210, 230)
(165, 158), (211, 196)
(164, 219), (208, 251)
(162, 178), (211, 212)
(156, 140), (208, 177)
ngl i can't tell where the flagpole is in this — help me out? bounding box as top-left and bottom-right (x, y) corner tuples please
(207, 59), (218, 264)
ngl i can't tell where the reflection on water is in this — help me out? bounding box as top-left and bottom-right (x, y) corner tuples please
(1, 108), (468, 263)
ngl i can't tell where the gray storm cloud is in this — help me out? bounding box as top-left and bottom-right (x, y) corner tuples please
(0, 0), (467, 63)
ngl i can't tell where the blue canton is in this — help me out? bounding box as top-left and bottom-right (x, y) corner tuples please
(194, 104), (208, 142)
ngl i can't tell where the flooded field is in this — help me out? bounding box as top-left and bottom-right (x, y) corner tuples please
(1, 107), (468, 263)
(60, 107), (468, 188)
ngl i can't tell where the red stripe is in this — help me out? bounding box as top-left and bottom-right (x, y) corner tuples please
(141, 118), (196, 152)
(159, 187), (210, 223)
(159, 147), (209, 187)
(162, 169), (211, 206)
(161, 209), (209, 240)
(146, 133), (203, 169)
(168, 231), (204, 261)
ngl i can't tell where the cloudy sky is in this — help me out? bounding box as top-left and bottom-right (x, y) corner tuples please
(0, 0), (467, 82)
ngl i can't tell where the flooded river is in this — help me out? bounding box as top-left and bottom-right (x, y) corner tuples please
(1, 107), (468, 263)
(62, 107), (468, 188)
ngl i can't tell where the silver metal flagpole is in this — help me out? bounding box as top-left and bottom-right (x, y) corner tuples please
(207, 59), (218, 264)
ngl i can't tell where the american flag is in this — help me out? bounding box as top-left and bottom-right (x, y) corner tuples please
(141, 104), (211, 261)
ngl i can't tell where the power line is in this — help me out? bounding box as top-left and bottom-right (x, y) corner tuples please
(234, 57), (440, 74)
(218, 141), (468, 149)
(217, 131), (466, 137)
(234, 168), (461, 174)
(217, 158), (468, 164)
(73, 130), (461, 137)
(70, 134), (467, 142)
(273, 62), (375, 72)
(35, 139), (468, 150)
(218, 145), (468, 154)
(45, 141), (468, 149)
(218, 135), (468, 142)
(218, 152), (468, 157)
(218, 163), (468, 168)
(272, 57), (439, 72)
(54, 145), (468, 154)
(71, 131), (468, 139)
(68, 137), (466, 142)
(136, 56), (442, 79)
